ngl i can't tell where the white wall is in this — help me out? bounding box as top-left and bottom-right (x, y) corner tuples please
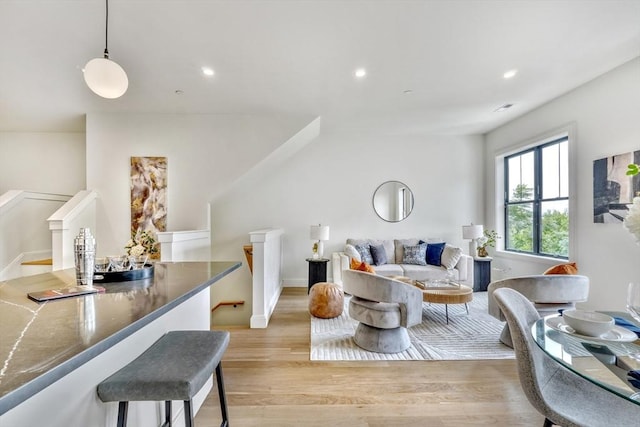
(485, 57), (640, 311)
(85, 113), (313, 257)
(0, 132), (85, 195)
(210, 130), (484, 324)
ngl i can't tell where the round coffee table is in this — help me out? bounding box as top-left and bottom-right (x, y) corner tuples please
(420, 284), (473, 324)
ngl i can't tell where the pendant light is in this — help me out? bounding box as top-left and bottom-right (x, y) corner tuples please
(84, 0), (128, 99)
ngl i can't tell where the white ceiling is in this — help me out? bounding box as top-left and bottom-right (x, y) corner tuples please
(1, 0), (639, 135)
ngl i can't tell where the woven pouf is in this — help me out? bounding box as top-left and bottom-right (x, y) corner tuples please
(309, 282), (344, 318)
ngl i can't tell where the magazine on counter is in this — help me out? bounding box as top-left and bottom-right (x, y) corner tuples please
(28, 285), (106, 302)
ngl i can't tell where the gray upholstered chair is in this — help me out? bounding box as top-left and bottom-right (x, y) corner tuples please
(342, 269), (423, 353)
(493, 288), (639, 427)
(487, 275), (589, 347)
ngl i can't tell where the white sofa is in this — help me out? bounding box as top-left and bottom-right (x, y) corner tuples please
(332, 238), (473, 288)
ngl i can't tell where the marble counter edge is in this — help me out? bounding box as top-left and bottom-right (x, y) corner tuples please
(0, 261), (241, 415)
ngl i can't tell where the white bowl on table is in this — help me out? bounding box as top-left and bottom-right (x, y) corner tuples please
(562, 309), (614, 337)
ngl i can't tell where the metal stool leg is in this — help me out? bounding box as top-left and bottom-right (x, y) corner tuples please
(183, 399), (194, 427)
(216, 363), (230, 427)
(465, 303), (469, 315)
(160, 401), (171, 427)
(116, 402), (128, 427)
(445, 304), (449, 324)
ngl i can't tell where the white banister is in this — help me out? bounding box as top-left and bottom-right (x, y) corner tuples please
(157, 230), (211, 262)
(47, 190), (98, 271)
(249, 228), (284, 328)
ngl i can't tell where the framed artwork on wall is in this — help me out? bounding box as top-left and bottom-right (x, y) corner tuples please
(130, 156), (167, 259)
(593, 150), (640, 223)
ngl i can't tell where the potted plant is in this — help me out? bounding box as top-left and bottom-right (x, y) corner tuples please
(476, 229), (499, 257)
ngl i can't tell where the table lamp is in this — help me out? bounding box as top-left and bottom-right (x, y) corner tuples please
(462, 224), (484, 257)
(310, 224), (330, 259)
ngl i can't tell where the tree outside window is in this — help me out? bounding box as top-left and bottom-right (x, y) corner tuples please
(504, 137), (569, 258)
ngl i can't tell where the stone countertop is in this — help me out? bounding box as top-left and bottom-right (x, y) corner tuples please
(0, 261), (241, 415)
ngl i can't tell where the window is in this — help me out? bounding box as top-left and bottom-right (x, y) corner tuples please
(504, 136), (569, 258)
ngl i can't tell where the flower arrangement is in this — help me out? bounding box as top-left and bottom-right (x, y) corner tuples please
(624, 197), (640, 243)
(125, 229), (158, 257)
(476, 229), (500, 257)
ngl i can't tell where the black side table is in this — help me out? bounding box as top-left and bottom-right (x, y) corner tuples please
(306, 258), (330, 293)
(473, 257), (492, 292)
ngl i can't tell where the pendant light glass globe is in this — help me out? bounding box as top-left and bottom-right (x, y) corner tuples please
(84, 57), (128, 99)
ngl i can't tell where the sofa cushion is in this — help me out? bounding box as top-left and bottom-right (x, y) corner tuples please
(344, 244), (361, 262)
(400, 264), (456, 281)
(426, 242), (446, 266)
(394, 239), (420, 264)
(370, 244), (388, 266)
(371, 264), (404, 277)
(350, 258), (376, 274)
(440, 245), (462, 269)
(402, 244), (427, 265)
(354, 244), (374, 265)
(543, 262), (578, 275)
(347, 239), (395, 265)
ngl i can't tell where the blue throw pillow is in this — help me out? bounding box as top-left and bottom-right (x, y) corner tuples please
(354, 244), (374, 265)
(426, 242), (446, 266)
(370, 244), (388, 266)
(402, 244), (427, 266)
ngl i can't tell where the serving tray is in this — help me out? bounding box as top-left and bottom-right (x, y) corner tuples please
(93, 264), (154, 283)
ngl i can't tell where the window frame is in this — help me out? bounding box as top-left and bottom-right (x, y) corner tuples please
(503, 135), (570, 259)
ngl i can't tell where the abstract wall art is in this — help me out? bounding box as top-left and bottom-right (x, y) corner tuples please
(593, 150), (640, 223)
(130, 156), (167, 258)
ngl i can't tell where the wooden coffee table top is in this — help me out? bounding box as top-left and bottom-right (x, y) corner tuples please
(419, 284), (473, 305)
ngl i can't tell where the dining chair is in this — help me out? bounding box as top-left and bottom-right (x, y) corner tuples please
(487, 275), (589, 347)
(493, 288), (639, 427)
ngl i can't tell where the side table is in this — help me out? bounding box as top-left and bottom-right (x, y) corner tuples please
(306, 258), (330, 293)
(473, 256), (492, 292)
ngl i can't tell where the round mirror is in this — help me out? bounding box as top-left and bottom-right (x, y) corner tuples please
(372, 181), (414, 222)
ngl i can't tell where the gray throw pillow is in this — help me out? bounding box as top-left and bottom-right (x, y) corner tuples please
(354, 244), (373, 265)
(370, 244), (388, 266)
(402, 244), (427, 266)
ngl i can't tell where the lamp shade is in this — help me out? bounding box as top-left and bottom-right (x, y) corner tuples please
(462, 224), (484, 240)
(310, 225), (330, 241)
(84, 57), (128, 99)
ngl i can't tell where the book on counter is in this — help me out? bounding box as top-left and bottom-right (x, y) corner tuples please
(28, 285), (106, 302)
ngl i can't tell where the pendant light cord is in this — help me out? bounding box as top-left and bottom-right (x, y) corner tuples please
(103, 0), (110, 58)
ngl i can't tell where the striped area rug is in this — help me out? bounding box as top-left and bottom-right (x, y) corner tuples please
(310, 291), (514, 361)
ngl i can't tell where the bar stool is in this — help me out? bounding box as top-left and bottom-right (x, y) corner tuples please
(97, 330), (230, 427)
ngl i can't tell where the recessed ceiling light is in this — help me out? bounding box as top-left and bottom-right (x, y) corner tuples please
(202, 67), (215, 77)
(503, 69), (518, 79)
(354, 68), (367, 79)
(494, 103), (514, 112)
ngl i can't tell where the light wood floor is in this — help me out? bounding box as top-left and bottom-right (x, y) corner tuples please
(195, 287), (543, 426)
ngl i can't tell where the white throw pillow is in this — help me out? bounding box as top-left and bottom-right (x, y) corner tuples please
(344, 244), (361, 262)
(440, 245), (462, 269)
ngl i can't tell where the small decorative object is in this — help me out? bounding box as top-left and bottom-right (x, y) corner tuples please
(129, 254), (148, 270)
(312, 242), (319, 259)
(310, 224), (330, 258)
(74, 228), (96, 287)
(108, 255), (127, 272)
(476, 229), (500, 257)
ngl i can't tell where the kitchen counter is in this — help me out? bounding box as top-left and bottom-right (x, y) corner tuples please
(0, 261), (240, 426)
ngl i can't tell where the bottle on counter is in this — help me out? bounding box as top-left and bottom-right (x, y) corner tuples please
(74, 228), (96, 287)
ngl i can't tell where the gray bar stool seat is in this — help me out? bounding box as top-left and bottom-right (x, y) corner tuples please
(98, 330), (230, 427)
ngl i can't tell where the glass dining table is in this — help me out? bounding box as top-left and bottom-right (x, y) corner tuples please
(531, 312), (640, 405)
